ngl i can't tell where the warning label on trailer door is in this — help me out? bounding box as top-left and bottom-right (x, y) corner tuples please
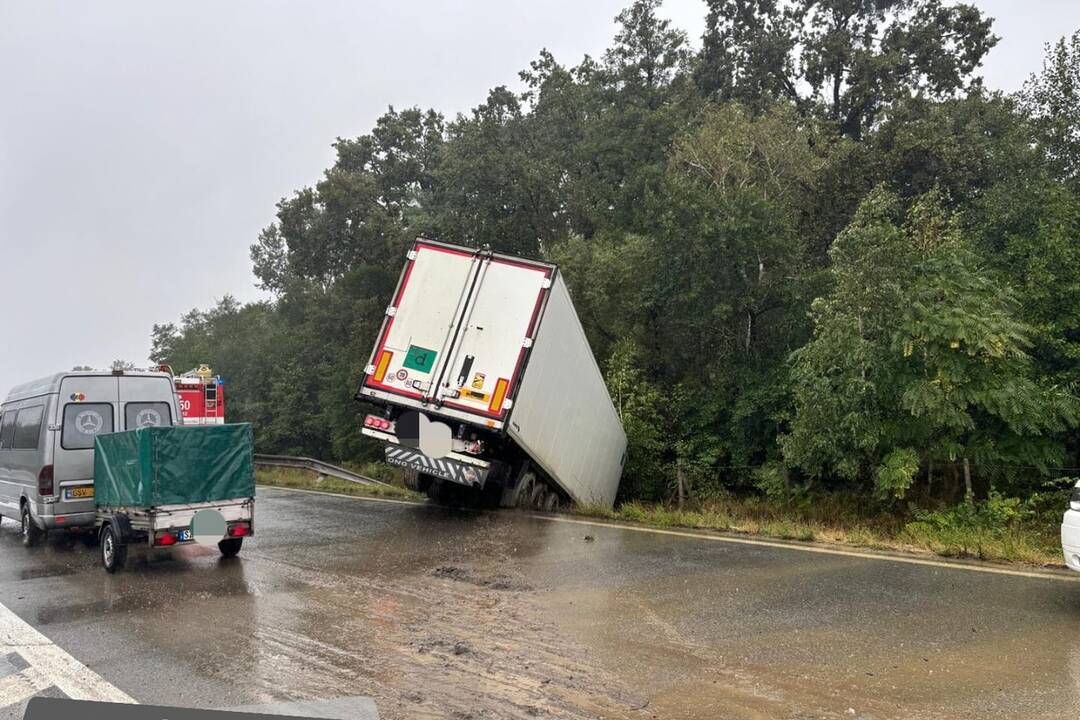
(403, 345), (437, 373)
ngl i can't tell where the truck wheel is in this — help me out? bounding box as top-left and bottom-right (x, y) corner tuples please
(218, 538), (243, 558)
(529, 483), (548, 510)
(21, 504), (44, 547)
(510, 472), (536, 509)
(542, 492), (560, 513)
(100, 525), (127, 573)
(403, 470), (421, 492)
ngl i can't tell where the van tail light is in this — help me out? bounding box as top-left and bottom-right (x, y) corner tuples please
(363, 415), (394, 432)
(37, 465), (54, 496)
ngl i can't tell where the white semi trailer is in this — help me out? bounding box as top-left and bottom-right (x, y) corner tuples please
(356, 239), (626, 510)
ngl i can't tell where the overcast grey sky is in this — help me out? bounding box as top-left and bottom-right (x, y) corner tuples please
(1, 0), (1077, 398)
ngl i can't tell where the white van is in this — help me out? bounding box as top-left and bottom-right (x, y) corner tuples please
(0, 370), (179, 545)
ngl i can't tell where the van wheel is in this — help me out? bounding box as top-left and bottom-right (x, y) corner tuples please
(21, 504), (44, 547)
(100, 525), (127, 573)
(218, 538), (243, 558)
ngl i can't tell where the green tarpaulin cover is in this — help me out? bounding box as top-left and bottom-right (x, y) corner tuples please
(94, 424), (255, 507)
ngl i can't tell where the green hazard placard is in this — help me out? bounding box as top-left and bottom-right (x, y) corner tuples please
(403, 345), (437, 373)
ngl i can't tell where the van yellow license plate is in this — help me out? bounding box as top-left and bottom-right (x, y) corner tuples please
(64, 487), (94, 500)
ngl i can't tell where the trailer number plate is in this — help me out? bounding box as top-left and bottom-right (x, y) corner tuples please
(177, 529), (192, 542)
(64, 487), (94, 500)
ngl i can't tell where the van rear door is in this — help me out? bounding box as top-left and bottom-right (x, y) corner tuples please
(54, 376), (119, 493)
(119, 374), (178, 430)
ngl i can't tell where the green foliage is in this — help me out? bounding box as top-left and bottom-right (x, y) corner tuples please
(605, 338), (671, 501)
(697, 0), (998, 138)
(906, 491), (1026, 544)
(1020, 31), (1080, 187)
(784, 187), (1080, 491)
(875, 448), (920, 501)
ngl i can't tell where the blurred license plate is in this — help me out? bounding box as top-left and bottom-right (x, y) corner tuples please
(177, 529), (192, 542)
(64, 487), (94, 500)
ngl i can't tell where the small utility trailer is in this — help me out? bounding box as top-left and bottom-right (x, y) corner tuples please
(93, 423), (256, 573)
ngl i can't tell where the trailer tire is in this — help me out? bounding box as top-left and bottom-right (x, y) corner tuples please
(511, 473), (536, 509)
(100, 525), (127, 573)
(21, 504), (44, 548)
(529, 482), (548, 510)
(542, 491), (560, 513)
(218, 538), (243, 558)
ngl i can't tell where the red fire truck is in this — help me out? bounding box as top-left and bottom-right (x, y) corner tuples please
(170, 365), (226, 425)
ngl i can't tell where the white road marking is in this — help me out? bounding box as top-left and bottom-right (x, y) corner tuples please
(0, 600), (134, 707)
(531, 514), (1080, 583)
(0, 667), (51, 708)
(262, 484), (1080, 583)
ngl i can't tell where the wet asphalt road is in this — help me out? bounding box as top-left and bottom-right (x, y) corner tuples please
(1, 486), (1080, 719)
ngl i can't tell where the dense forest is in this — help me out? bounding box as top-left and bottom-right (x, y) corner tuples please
(152, 0), (1080, 512)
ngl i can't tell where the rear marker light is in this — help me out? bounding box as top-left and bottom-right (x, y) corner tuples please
(229, 524), (250, 538)
(155, 533), (177, 547)
(489, 378), (509, 414)
(373, 351), (393, 383)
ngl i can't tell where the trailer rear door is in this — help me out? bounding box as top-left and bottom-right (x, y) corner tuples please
(359, 240), (554, 430)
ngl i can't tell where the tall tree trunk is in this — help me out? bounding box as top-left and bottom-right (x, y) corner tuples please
(676, 464), (687, 510)
(926, 459), (933, 498)
(963, 458), (973, 504)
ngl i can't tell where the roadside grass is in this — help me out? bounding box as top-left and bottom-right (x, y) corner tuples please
(575, 494), (1064, 567)
(256, 466), (422, 501)
(257, 466), (1063, 568)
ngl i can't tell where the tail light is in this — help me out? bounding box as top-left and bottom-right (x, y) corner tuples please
(363, 415), (393, 432)
(155, 532), (177, 546)
(228, 523), (250, 538)
(37, 465), (54, 496)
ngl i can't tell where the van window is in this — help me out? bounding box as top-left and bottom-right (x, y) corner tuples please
(12, 406), (44, 450)
(0, 411), (15, 449)
(125, 402), (173, 429)
(61, 403), (114, 450)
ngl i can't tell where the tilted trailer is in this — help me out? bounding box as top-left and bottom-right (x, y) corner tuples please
(356, 239), (626, 510)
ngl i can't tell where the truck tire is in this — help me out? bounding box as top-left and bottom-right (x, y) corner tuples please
(528, 482), (548, 510)
(100, 525), (127, 573)
(21, 504), (44, 548)
(403, 470), (421, 492)
(511, 472), (536, 509)
(218, 538), (243, 558)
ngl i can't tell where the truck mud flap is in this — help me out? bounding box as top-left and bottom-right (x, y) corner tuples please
(384, 446), (489, 488)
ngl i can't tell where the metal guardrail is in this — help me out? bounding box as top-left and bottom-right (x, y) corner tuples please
(253, 454), (394, 489)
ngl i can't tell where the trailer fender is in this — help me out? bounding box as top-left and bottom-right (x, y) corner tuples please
(102, 514), (134, 543)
